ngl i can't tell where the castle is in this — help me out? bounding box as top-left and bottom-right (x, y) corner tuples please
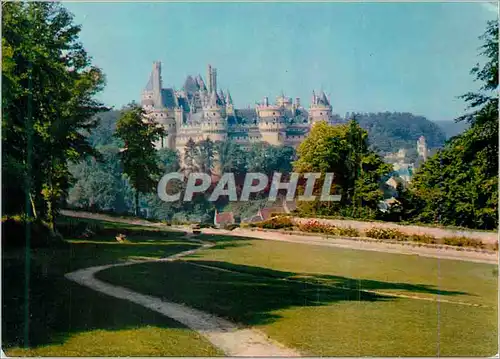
(141, 62), (334, 154)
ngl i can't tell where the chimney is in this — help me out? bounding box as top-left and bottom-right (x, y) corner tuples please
(152, 61), (162, 108)
(207, 64), (213, 93)
(264, 97), (269, 106)
(211, 68), (217, 92)
(295, 97), (300, 108)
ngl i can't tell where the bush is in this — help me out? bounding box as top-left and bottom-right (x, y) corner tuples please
(255, 216), (294, 230)
(406, 234), (437, 244)
(297, 220), (336, 234)
(297, 220), (360, 237)
(442, 236), (484, 249)
(364, 227), (405, 240)
(336, 226), (360, 237)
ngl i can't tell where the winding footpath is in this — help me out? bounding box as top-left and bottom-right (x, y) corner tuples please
(62, 210), (497, 356)
(65, 242), (300, 357)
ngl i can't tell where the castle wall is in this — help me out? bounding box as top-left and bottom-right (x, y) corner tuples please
(142, 62), (336, 162)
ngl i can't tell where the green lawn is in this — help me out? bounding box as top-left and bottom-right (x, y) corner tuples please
(97, 235), (498, 357)
(2, 218), (223, 357)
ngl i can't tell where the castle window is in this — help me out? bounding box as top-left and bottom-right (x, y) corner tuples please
(320, 112), (323, 115)
(273, 112), (275, 115)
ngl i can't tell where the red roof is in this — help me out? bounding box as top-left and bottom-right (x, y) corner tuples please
(214, 211), (235, 225)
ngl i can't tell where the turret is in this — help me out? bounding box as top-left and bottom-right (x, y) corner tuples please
(256, 95), (286, 146)
(417, 136), (428, 160)
(308, 90), (332, 125)
(201, 91), (227, 142)
(141, 61), (163, 110)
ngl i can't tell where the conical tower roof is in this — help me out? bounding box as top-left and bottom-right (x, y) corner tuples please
(319, 91), (330, 106)
(225, 90), (233, 105)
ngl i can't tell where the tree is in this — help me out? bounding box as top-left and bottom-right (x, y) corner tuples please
(411, 20), (498, 229)
(196, 138), (216, 174)
(67, 145), (133, 213)
(294, 120), (392, 218)
(115, 104), (165, 216)
(183, 138), (198, 173)
(2, 2), (107, 230)
(216, 140), (247, 175)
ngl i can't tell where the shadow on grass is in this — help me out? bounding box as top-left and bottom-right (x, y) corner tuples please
(192, 261), (469, 297)
(95, 259), (470, 328)
(2, 239), (199, 350)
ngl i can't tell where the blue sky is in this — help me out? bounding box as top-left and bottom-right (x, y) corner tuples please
(64, 1), (497, 122)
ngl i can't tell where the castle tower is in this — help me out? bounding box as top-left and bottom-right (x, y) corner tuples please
(417, 136), (428, 160)
(141, 61), (164, 110)
(202, 91), (227, 142)
(276, 92), (293, 110)
(293, 97), (301, 111)
(308, 90), (332, 125)
(256, 96), (286, 146)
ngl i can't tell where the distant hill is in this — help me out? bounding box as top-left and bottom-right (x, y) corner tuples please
(434, 120), (469, 139)
(347, 112), (447, 154)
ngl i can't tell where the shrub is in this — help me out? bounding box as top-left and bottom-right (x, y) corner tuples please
(336, 226), (360, 237)
(442, 236), (484, 249)
(364, 227), (405, 240)
(297, 220), (336, 234)
(296, 220), (360, 237)
(406, 234), (437, 244)
(255, 216), (294, 230)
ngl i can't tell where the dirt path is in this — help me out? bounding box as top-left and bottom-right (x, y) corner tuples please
(65, 243), (300, 357)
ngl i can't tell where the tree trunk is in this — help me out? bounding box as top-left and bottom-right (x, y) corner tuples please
(135, 191), (140, 217)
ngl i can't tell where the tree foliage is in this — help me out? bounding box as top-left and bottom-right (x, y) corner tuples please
(114, 105), (165, 216)
(294, 120), (392, 218)
(2, 2), (107, 230)
(411, 20), (498, 229)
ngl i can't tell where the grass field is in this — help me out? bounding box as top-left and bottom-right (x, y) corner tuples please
(2, 218), (222, 357)
(97, 234), (498, 357)
(3, 217), (498, 356)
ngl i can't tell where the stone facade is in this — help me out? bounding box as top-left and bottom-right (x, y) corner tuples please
(141, 62), (335, 155)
